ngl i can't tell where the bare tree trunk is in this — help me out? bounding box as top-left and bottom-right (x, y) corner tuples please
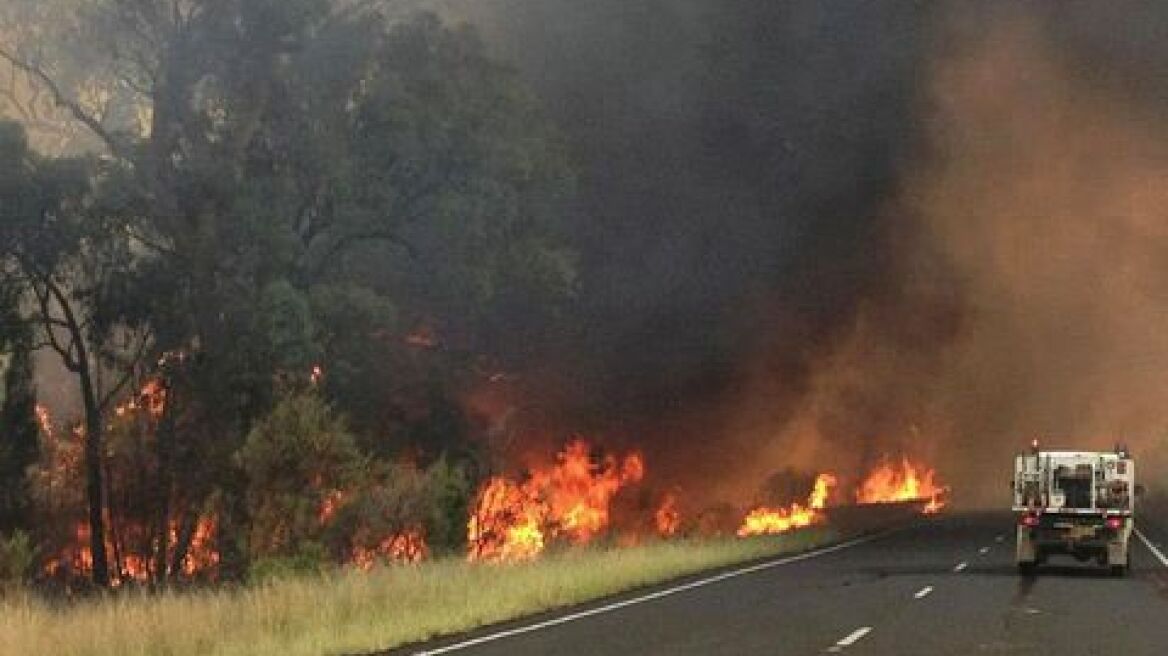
(79, 368), (110, 587)
(153, 386), (176, 584)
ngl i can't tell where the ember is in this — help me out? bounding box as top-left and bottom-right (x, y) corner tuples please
(654, 492), (681, 537)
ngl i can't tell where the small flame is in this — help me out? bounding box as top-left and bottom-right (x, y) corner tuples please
(654, 492), (681, 537)
(856, 457), (947, 513)
(737, 473), (837, 537)
(352, 529), (428, 568)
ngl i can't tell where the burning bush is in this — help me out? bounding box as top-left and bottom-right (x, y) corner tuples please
(239, 391), (364, 564)
(467, 438), (646, 562)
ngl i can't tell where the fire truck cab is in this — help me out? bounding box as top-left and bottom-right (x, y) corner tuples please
(1013, 443), (1136, 575)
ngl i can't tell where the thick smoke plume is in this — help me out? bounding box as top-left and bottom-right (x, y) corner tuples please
(445, 2), (1168, 509)
(28, 2), (1168, 510)
(900, 8), (1168, 504)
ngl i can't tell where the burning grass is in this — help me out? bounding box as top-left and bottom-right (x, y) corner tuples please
(1, 529), (834, 656)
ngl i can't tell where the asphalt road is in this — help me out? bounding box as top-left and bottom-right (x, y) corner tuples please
(397, 513), (1168, 656)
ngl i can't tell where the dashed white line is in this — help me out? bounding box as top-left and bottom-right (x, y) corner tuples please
(411, 531), (898, 655)
(953, 561), (968, 572)
(1135, 528), (1168, 567)
(995, 535), (1005, 543)
(978, 546), (991, 555)
(913, 585), (934, 599)
(826, 626), (873, 652)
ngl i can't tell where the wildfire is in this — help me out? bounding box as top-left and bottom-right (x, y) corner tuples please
(113, 378), (167, 419)
(352, 529), (428, 568)
(856, 457), (947, 513)
(737, 473), (837, 537)
(35, 403), (54, 438)
(45, 516), (220, 585)
(654, 492), (681, 537)
(467, 438), (645, 562)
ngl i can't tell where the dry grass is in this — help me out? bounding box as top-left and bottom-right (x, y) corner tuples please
(0, 528), (833, 656)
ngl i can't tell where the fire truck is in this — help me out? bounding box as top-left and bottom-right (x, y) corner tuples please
(1013, 442), (1138, 575)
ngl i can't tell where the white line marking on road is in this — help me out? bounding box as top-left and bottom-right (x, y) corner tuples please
(995, 535), (1005, 543)
(954, 561), (968, 572)
(913, 586), (934, 599)
(978, 546), (990, 555)
(1135, 527), (1168, 567)
(412, 531), (899, 655)
(827, 626), (873, 652)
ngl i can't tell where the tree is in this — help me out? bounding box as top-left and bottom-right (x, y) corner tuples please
(0, 120), (152, 585)
(0, 289), (39, 534)
(2, 2), (578, 582)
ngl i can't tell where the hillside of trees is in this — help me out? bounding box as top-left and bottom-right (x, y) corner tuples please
(0, 0), (577, 588)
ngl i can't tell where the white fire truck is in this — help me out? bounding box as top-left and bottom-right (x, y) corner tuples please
(1013, 443), (1138, 575)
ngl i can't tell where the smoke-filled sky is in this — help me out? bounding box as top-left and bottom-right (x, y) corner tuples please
(23, 1), (1168, 509)
(439, 1), (1168, 507)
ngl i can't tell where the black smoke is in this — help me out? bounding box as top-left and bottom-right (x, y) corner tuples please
(451, 1), (1168, 506)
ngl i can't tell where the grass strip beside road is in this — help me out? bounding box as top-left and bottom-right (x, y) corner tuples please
(1, 528), (834, 656)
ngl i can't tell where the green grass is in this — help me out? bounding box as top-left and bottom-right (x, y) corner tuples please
(0, 528), (834, 656)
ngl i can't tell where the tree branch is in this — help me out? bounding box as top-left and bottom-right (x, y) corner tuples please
(98, 330), (152, 412)
(0, 46), (129, 161)
(306, 228), (418, 281)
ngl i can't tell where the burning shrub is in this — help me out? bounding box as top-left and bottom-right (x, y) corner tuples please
(238, 391), (364, 563)
(324, 465), (431, 567)
(467, 438), (645, 562)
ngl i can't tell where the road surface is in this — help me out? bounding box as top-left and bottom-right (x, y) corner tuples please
(393, 512), (1168, 656)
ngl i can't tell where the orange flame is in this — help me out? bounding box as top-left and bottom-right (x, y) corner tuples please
(467, 438), (644, 562)
(856, 457), (947, 513)
(352, 529), (428, 568)
(654, 492), (681, 537)
(113, 378), (167, 419)
(737, 473), (837, 537)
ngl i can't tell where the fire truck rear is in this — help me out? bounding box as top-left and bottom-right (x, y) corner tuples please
(1013, 443), (1136, 575)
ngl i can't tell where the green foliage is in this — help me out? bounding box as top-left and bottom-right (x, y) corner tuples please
(421, 457), (475, 552)
(0, 529), (36, 584)
(2, 1), (581, 586)
(258, 280), (319, 372)
(0, 330), (39, 533)
(238, 391), (364, 560)
(324, 457), (474, 559)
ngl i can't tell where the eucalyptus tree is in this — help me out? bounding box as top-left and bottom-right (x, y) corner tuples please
(1, 1), (576, 582)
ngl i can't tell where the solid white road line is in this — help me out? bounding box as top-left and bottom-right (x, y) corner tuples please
(412, 531), (899, 655)
(953, 561), (968, 572)
(913, 586), (934, 599)
(978, 546), (990, 555)
(1135, 527), (1168, 567)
